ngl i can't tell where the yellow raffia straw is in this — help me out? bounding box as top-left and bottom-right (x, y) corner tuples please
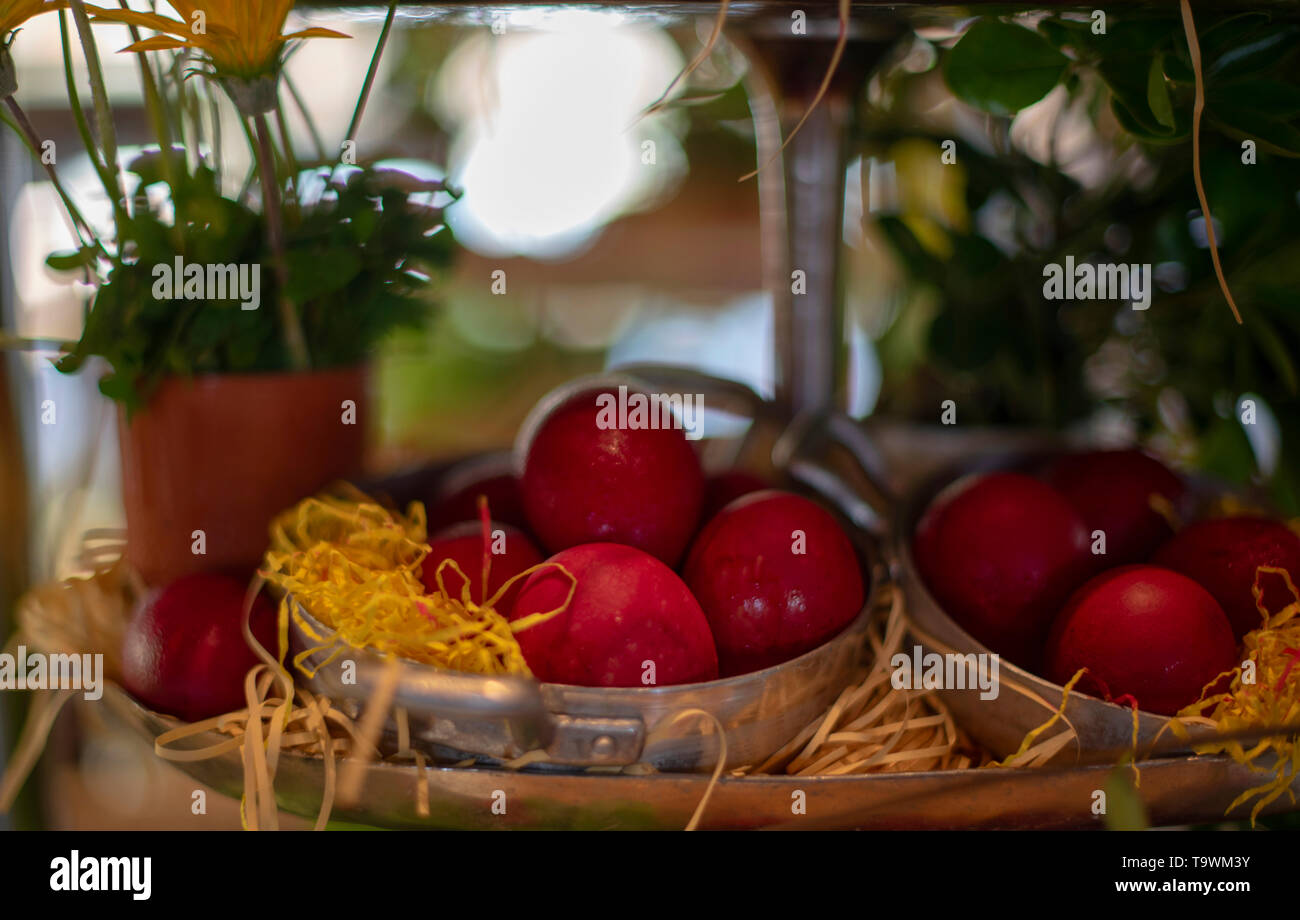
(261, 487), (575, 678)
(1169, 565), (1300, 824)
(260, 486), (578, 814)
(995, 668), (1088, 769)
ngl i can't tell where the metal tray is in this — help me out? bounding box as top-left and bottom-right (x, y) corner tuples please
(104, 685), (1300, 830)
(97, 407), (1300, 828)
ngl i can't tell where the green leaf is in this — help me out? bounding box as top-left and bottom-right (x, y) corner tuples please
(1199, 12), (1273, 61)
(98, 373), (139, 411)
(1102, 763), (1149, 831)
(1098, 57), (1161, 129)
(1098, 53), (1190, 139)
(944, 19), (1068, 116)
(45, 247), (97, 272)
(1038, 18), (1095, 54)
(284, 248), (363, 305)
(1209, 78), (1300, 119)
(1147, 55), (1176, 129)
(927, 306), (1003, 370)
(1198, 415), (1259, 484)
(54, 352), (86, 375)
(1105, 19), (1179, 55)
(1039, 17), (1173, 59)
(876, 216), (938, 279)
(125, 147), (188, 186)
(1163, 53), (1194, 84)
(1208, 26), (1300, 80)
(1208, 110), (1300, 157)
(1243, 307), (1300, 396)
(1110, 96), (1188, 144)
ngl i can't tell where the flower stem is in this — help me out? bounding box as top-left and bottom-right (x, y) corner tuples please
(2, 96), (103, 258)
(67, 0), (126, 225)
(254, 112), (309, 371)
(283, 72), (327, 163)
(274, 97), (301, 214)
(344, 1), (398, 151)
(118, 10), (178, 201)
(58, 9), (119, 228)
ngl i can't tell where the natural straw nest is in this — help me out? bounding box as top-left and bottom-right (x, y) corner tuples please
(745, 585), (983, 777)
(3, 510), (980, 830)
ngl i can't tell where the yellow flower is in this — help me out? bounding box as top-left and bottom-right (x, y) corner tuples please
(2, 1), (65, 41)
(3, 1), (65, 98)
(87, 1), (347, 81)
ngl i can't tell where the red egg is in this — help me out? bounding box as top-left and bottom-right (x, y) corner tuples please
(518, 385), (704, 565)
(508, 543), (718, 687)
(684, 490), (864, 676)
(1044, 565), (1238, 716)
(700, 470), (770, 523)
(912, 472), (1093, 670)
(1044, 449), (1185, 565)
(1152, 516), (1300, 640)
(427, 454), (529, 532)
(121, 573), (277, 723)
(421, 521), (544, 615)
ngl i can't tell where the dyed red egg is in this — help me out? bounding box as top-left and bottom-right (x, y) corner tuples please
(509, 543), (718, 687)
(122, 573), (277, 723)
(684, 490), (864, 676)
(1152, 516), (1300, 640)
(421, 521), (543, 615)
(427, 453), (528, 531)
(1044, 565), (1238, 716)
(912, 472), (1092, 670)
(518, 386), (704, 565)
(1044, 449), (1185, 565)
(700, 470), (770, 523)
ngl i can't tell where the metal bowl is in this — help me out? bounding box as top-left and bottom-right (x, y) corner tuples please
(896, 449), (1265, 762)
(290, 368), (884, 771)
(290, 596), (874, 771)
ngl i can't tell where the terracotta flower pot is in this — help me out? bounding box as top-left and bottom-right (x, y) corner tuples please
(118, 366), (368, 587)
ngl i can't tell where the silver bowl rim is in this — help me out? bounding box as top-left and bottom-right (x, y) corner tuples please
(288, 568), (880, 699)
(893, 447), (1257, 725)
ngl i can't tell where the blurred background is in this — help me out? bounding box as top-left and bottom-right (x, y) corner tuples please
(3, 2), (1299, 828)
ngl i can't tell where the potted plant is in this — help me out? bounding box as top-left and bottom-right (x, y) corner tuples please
(2, 1), (455, 585)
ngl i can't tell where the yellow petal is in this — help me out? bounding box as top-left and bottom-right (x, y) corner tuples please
(119, 35), (194, 54)
(283, 27), (351, 40)
(84, 6), (189, 36)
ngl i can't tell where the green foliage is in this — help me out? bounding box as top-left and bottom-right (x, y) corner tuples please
(54, 157), (453, 413)
(1102, 761), (1150, 831)
(870, 9), (1300, 508)
(943, 20), (1067, 116)
(945, 11), (1300, 152)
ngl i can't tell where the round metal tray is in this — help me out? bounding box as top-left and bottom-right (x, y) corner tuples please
(104, 684), (1300, 830)
(96, 416), (1300, 828)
